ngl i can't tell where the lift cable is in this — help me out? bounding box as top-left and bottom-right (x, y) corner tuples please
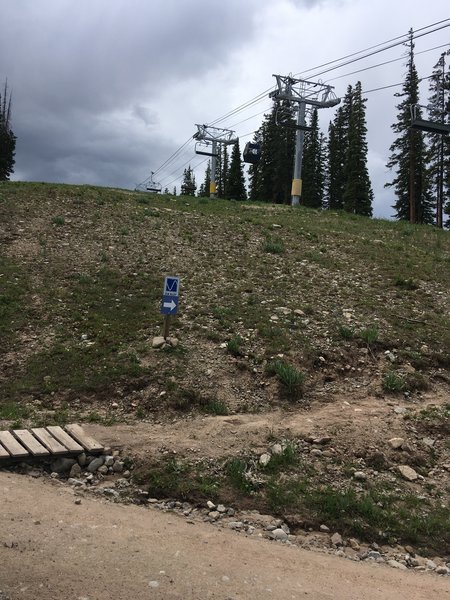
(294, 18), (450, 79)
(325, 42), (450, 84)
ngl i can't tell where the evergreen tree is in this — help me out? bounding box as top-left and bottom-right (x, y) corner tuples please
(302, 109), (325, 208)
(249, 101), (295, 203)
(0, 81), (16, 181)
(226, 139), (247, 200)
(326, 86), (352, 209)
(386, 31), (434, 224)
(172, 186), (177, 196)
(180, 165), (196, 196)
(426, 51), (450, 227)
(198, 161), (211, 197)
(343, 82), (373, 216)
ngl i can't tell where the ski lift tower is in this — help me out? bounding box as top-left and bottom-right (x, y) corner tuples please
(270, 75), (340, 206)
(193, 124), (237, 198)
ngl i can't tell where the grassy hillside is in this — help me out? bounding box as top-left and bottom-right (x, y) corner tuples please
(1, 181), (449, 421)
(2, 181), (450, 555)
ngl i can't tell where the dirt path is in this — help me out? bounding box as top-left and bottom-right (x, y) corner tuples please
(1, 472), (448, 600)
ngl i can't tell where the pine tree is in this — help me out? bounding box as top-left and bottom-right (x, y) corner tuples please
(217, 145), (229, 198)
(326, 87), (352, 209)
(198, 161), (211, 197)
(386, 31), (434, 224)
(0, 81), (16, 181)
(226, 139), (247, 200)
(249, 101), (295, 203)
(427, 51), (450, 227)
(172, 186), (177, 196)
(302, 109), (325, 208)
(343, 82), (373, 216)
(180, 165), (196, 196)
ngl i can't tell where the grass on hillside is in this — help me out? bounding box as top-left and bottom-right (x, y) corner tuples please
(1, 181), (449, 415)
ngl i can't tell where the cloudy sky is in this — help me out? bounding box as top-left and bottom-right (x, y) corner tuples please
(1, 0), (449, 217)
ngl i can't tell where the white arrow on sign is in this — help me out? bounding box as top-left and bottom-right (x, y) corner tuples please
(163, 299), (177, 311)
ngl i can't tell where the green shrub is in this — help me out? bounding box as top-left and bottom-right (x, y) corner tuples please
(227, 335), (243, 357)
(359, 325), (379, 345)
(263, 236), (285, 254)
(267, 360), (305, 398)
(383, 371), (406, 392)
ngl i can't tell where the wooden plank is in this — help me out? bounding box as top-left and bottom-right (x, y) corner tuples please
(0, 442), (10, 459)
(12, 430), (49, 457)
(0, 431), (29, 458)
(64, 424), (104, 453)
(31, 428), (68, 455)
(46, 426), (84, 453)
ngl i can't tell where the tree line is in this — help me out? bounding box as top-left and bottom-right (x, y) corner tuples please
(183, 38), (449, 227)
(0, 81), (16, 181)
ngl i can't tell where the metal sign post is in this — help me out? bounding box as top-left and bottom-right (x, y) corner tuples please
(160, 276), (180, 339)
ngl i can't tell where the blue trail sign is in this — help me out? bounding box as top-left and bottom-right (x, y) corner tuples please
(160, 276), (180, 315)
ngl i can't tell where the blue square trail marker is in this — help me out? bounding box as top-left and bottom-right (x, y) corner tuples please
(160, 276), (180, 339)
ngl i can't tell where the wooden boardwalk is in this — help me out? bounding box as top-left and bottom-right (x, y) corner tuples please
(0, 424), (104, 464)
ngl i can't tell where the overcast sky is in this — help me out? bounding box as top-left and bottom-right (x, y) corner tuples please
(1, 0), (449, 217)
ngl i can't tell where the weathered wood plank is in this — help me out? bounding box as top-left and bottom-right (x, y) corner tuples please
(31, 428), (68, 455)
(12, 430), (49, 457)
(64, 424), (104, 453)
(0, 442), (10, 459)
(46, 426), (84, 453)
(0, 431), (29, 458)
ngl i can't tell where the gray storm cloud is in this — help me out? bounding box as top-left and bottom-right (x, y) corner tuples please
(0, 0), (259, 186)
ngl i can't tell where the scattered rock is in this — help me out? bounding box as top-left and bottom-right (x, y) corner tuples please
(320, 524), (330, 533)
(348, 538), (360, 551)
(270, 528), (288, 541)
(87, 457), (105, 473)
(152, 336), (165, 349)
(259, 453), (271, 467)
(353, 471), (367, 481)
(69, 463), (82, 479)
(331, 533), (343, 546)
(388, 438), (404, 450)
(272, 444), (283, 455)
(112, 461), (124, 473)
(388, 559), (408, 570)
(397, 465), (419, 481)
(436, 566), (449, 575)
(206, 500), (216, 510)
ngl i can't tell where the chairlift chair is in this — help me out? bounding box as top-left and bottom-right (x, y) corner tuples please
(243, 142), (261, 164)
(146, 182), (162, 193)
(194, 140), (218, 157)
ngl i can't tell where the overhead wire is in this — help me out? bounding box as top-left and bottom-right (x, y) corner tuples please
(138, 18), (450, 189)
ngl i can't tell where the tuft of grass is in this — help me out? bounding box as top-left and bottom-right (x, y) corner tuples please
(267, 360), (305, 399)
(337, 324), (354, 340)
(383, 371), (406, 393)
(51, 215), (65, 226)
(227, 335), (243, 357)
(263, 444), (297, 473)
(359, 325), (379, 345)
(263, 236), (285, 254)
(225, 458), (256, 495)
(0, 402), (32, 422)
(203, 399), (229, 416)
(394, 276), (419, 290)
